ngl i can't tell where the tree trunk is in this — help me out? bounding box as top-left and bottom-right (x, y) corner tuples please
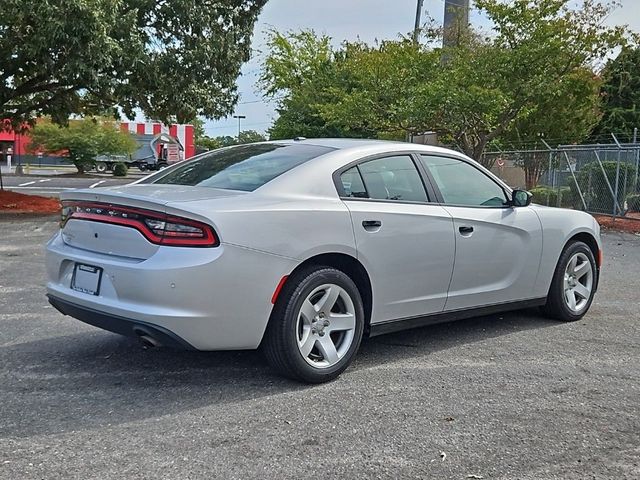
(70, 153), (85, 174)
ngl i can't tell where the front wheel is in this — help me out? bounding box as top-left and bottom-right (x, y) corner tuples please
(95, 161), (108, 173)
(262, 266), (365, 383)
(542, 241), (597, 322)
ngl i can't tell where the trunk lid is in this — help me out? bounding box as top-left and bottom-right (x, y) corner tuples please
(60, 185), (244, 259)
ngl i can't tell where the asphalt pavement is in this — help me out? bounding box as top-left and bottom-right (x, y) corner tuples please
(0, 217), (639, 479)
(0, 174), (141, 197)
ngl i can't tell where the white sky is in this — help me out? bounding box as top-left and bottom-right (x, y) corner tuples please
(200, 0), (640, 138)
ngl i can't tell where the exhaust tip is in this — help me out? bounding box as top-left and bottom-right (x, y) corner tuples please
(139, 335), (161, 349)
(133, 328), (163, 349)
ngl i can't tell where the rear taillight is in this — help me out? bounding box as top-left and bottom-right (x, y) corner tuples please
(60, 201), (218, 247)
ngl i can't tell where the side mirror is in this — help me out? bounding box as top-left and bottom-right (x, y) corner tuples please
(511, 189), (533, 207)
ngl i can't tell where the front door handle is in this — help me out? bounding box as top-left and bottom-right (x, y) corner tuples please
(362, 220), (382, 231)
(458, 225), (474, 235)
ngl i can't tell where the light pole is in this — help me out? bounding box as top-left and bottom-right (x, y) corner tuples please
(233, 115), (246, 140)
(443, 0), (470, 47)
(413, 0), (425, 44)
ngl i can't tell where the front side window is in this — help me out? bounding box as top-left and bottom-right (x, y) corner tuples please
(350, 155), (427, 202)
(147, 143), (335, 192)
(419, 155), (508, 207)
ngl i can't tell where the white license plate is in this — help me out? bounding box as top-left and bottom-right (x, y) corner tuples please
(71, 264), (103, 296)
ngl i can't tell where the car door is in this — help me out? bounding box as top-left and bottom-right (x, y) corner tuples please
(418, 154), (543, 311)
(336, 154), (456, 323)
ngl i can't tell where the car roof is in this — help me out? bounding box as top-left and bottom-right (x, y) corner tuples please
(267, 138), (393, 150)
(265, 137), (463, 157)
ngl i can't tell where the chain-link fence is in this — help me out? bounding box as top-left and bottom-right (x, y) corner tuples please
(482, 142), (640, 223)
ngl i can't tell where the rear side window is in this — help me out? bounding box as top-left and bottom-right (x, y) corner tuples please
(356, 156), (428, 202)
(148, 143), (334, 192)
(340, 167), (368, 198)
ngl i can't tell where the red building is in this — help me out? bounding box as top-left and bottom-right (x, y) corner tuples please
(0, 121), (195, 167)
(0, 127), (30, 165)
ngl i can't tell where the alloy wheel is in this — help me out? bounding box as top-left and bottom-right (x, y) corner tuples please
(295, 283), (356, 368)
(563, 252), (593, 313)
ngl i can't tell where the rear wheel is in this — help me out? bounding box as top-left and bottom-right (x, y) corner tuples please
(542, 241), (597, 322)
(95, 161), (108, 173)
(263, 266), (364, 383)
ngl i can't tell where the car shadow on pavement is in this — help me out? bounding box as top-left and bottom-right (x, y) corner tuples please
(355, 308), (560, 369)
(0, 309), (560, 439)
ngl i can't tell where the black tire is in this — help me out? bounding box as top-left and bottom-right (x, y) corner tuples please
(138, 163), (147, 171)
(262, 266), (365, 383)
(542, 241), (597, 322)
(95, 161), (108, 173)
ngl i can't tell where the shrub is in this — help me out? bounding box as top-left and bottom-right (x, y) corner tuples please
(568, 161), (637, 214)
(113, 162), (128, 177)
(627, 193), (640, 212)
(530, 186), (572, 208)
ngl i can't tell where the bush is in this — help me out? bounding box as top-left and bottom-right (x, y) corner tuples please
(627, 193), (640, 212)
(530, 186), (573, 208)
(113, 162), (128, 177)
(568, 161), (637, 214)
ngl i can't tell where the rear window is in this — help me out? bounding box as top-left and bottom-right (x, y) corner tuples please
(147, 143), (334, 192)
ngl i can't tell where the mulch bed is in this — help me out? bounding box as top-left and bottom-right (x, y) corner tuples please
(0, 190), (61, 215)
(593, 212), (640, 235)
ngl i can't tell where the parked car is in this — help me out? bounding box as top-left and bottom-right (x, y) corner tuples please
(46, 139), (601, 383)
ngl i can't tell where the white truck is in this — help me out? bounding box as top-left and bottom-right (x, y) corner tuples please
(94, 132), (185, 173)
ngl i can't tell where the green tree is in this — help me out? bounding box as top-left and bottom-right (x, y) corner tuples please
(29, 119), (137, 173)
(260, 31), (378, 140)
(261, 1), (627, 163)
(194, 128), (266, 151)
(238, 130), (267, 144)
(0, 0), (267, 131)
(502, 68), (603, 188)
(593, 46), (640, 140)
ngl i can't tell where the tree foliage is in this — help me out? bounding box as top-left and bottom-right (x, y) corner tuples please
(0, 0), (267, 131)
(504, 67), (602, 188)
(29, 119), (138, 173)
(593, 46), (640, 140)
(259, 31), (378, 140)
(261, 1), (628, 164)
(193, 117), (267, 151)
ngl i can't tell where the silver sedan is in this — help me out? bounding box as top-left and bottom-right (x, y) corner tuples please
(46, 139), (601, 383)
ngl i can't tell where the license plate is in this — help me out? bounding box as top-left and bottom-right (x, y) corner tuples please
(71, 264), (103, 296)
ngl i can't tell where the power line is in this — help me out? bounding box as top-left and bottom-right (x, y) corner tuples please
(236, 95), (285, 105)
(203, 120), (272, 132)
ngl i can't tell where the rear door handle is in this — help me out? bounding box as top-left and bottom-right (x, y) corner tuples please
(458, 225), (474, 235)
(362, 220), (382, 231)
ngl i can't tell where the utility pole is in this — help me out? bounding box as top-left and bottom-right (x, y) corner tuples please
(413, 0), (425, 44)
(233, 115), (246, 139)
(634, 127), (639, 190)
(443, 0), (470, 48)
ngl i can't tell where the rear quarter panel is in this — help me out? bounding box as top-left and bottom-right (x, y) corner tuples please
(168, 195), (357, 261)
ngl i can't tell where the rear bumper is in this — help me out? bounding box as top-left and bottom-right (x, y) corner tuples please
(45, 230), (297, 350)
(48, 295), (195, 350)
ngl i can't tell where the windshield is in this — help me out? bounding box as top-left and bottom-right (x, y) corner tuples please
(146, 143), (335, 192)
